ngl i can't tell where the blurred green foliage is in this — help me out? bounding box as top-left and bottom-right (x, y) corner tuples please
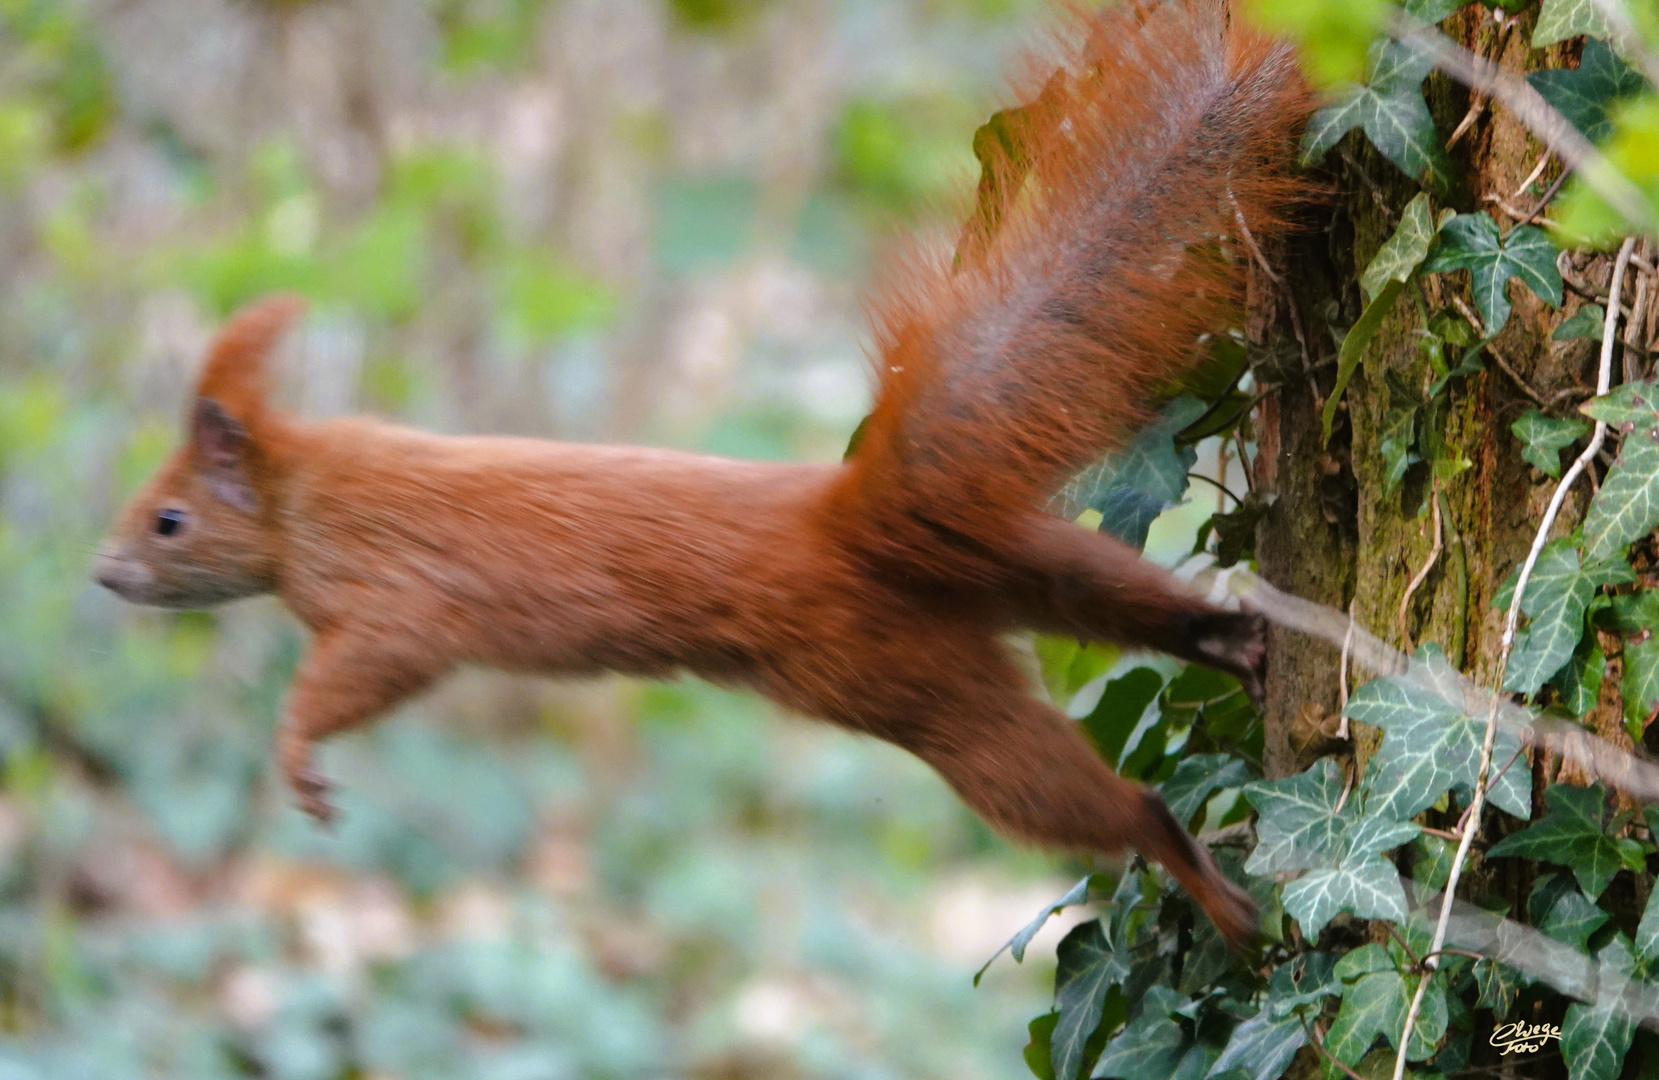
(0, 0), (1056, 1077)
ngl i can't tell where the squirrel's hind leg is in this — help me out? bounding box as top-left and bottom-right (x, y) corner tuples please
(885, 675), (1258, 949)
(277, 632), (446, 823)
(1006, 516), (1267, 705)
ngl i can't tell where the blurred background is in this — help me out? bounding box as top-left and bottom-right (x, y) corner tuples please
(0, 0), (1109, 1077)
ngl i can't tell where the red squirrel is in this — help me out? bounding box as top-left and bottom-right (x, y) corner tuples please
(94, 0), (1308, 949)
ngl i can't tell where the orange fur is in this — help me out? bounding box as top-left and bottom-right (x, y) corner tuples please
(95, 0), (1309, 949)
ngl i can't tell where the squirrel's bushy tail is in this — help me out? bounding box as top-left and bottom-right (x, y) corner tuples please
(828, 0), (1310, 577)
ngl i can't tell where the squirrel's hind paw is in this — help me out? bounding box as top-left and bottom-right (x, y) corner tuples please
(1187, 611), (1268, 709)
(288, 766), (338, 827)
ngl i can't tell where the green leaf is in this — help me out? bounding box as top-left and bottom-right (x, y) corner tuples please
(1066, 398), (1206, 549)
(1634, 876), (1659, 967)
(1423, 215), (1564, 332)
(1028, 1012), (1061, 1080)
(1323, 278), (1406, 445)
(1582, 381), (1659, 559)
(1487, 783), (1642, 898)
(1081, 668), (1167, 770)
(1379, 371), (1421, 494)
(1623, 632), (1659, 726)
(1528, 41), (1647, 143)
(1093, 989), (1189, 1080)
(1301, 41), (1453, 190)
(1554, 634), (1607, 717)
(1325, 966), (1448, 1067)
(1205, 1007), (1308, 1080)
(1409, 833), (1455, 891)
(1533, 873), (1612, 952)
(1054, 920), (1131, 1080)
(1473, 959), (1523, 1015)
(1561, 940), (1636, 1080)
(1281, 815), (1418, 938)
(1556, 304), (1608, 342)
(1347, 666), (1531, 822)
(1533, 0), (1613, 47)
(1243, 759), (1353, 875)
(1361, 193), (1441, 302)
(1497, 541), (1631, 695)
(1161, 754), (1256, 829)
(1513, 410), (1590, 479)
(1266, 952), (1342, 1019)
(977, 876), (1093, 984)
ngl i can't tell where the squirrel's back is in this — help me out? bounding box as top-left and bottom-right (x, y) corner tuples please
(829, 0), (1309, 578)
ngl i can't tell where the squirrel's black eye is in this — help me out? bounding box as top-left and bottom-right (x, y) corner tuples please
(155, 509), (186, 537)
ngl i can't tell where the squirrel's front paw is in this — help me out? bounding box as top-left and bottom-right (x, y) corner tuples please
(289, 766), (338, 825)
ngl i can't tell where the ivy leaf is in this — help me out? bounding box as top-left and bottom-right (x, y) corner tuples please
(1487, 783), (1644, 898)
(1532, 0), (1613, 47)
(1561, 939), (1636, 1080)
(1495, 540), (1631, 695)
(1347, 665), (1531, 822)
(1528, 41), (1647, 143)
(1204, 1006), (1307, 1080)
(1323, 279), (1407, 447)
(1422, 215), (1563, 333)
(1513, 410), (1590, 479)
(1081, 667), (1166, 770)
(1161, 754), (1256, 829)
(1556, 303), (1607, 342)
(1581, 381), (1659, 559)
(1409, 833), (1455, 891)
(1361, 193), (1441, 301)
(1622, 631), (1659, 726)
(1067, 398), (1206, 549)
(1473, 959), (1523, 1015)
(1243, 759), (1353, 875)
(1532, 872), (1612, 952)
(1404, 0), (1467, 19)
(1281, 815), (1419, 938)
(1265, 952), (1341, 1019)
(1325, 963), (1449, 1067)
(1054, 920), (1131, 1080)
(1093, 990), (1189, 1080)
(1379, 371), (1422, 494)
(1554, 634), (1607, 717)
(1634, 875), (1659, 968)
(976, 875), (1093, 984)
(1301, 40), (1453, 190)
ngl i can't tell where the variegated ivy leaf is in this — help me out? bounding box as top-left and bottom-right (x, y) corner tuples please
(1553, 634), (1606, 716)
(1562, 938), (1636, 1080)
(1301, 40), (1453, 191)
(1281, 815), (1419, 938)
(974, 875), (1092, 983)
(1582, 381), (1659, 559)
(1492, 540), (1632, 696)
(1533, 0), (1613, 47)
(1422, 214), (1564, 333)
(1529, 40), (1646, 143)
(1324, 945), (1449, 1068)
(1052, 920), (1130, 1080)
(1360, 193), (1442, 301)
(1487, 783), (1645, 898)
(1512, 409), (1590, 479)
(1474, 959), (1523, 1015)
(1242, 758), (1353, 875)
(1346, 660), (1531, 821)
(1204, 1005), (1307, 1080)
(1160, 753), (1256, 828)
(1093, 986), (1189, 1080)
(1531, 872), (1612, 952)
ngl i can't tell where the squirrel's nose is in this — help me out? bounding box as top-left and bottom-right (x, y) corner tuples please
(92, 549), (144, 597)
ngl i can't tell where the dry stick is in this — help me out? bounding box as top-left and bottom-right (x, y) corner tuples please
(1397, 491), (1445, 649)
(1389, 14), (1657, 233)
(1447, 293), (1548, 407)
(1512, 153), (1553, 201)
(1232, 198), (1281, 284)
(1390, 237), (1639, 1080)
(1338, 599), (1357, 739)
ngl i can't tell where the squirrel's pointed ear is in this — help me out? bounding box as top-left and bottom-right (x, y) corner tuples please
(193, 397), (259, 512)
(193, 294), (306, 425)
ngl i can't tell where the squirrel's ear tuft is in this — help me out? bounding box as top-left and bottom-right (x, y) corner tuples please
(193, 294), (306, 425)
(193, 397), (260, 512)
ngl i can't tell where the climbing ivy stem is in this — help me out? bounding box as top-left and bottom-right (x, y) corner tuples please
(1391, 236), (1638, 1080)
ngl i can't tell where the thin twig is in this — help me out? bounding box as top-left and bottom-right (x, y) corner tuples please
(1447, 294), (1548, 407)
(1397, 491), (1444, 650)
(1484, 192), (1560, 230)
(1338, 599), (1357, 738)
(1389, 14), (1656, 233)
(1446, 98), (1486, 149)
(1235, 426), (1256, 495)
(1390, 237), (1638, 1080)
(1302, 1016), (1371, 1080)
(1188, 471), (1242, 507)
(1511, 153), (1553, 201)
(1232, 195), (1280, 284)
